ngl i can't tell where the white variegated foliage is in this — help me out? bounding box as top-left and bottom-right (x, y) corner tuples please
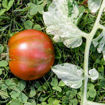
(43, 0), (85, 48)
(93, 30), (105, 60)
(88, 0), (102, 13)
(52, 63), (83, 89)
(89, 68), (99, 80)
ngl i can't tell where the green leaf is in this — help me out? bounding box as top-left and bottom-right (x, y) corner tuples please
(0, 69), (3, 75)
(5, 79), (16, 87)
(29, 86), (36, 97)
(87, 84), (96, 98)
(24, 20), (33, 29)
(51, 78), (58, 87)
(88, 0), (102, 13)
(100, 79), (105, 89)
(0, 9), (6, 16)
(7, 0), (14, 11)
(68, 89), (77, 98)
(18, 80), (26, 91)
(28, 3), (38, 15)
(48, 98), (54, 103)
(30, 100), (36, 105)
(33, 24), (42, 30)
(2, 0), (8, 8)
(37, 4), (44, 14)
(59, 81), (65, 87)
(24, 100), (36, 105)
(10, 91), (20, 99)
(52, 99), (60, 105)
(48, 98), (60, 105)
(52, 63), (83, 89)
(43, 0), (86, 48)
(71, 99), (78, 105)
(0, 60), (8, 67)
(1, 83), (8, 90)
(18, 93), (28, 103)
(40, 102), (48, 105)
(0, 90), (9, 99)
(51, 78), (62, 92)
(24, 102), (32, 105)
(7, 99), (23, 105)
(0, 0), (14, 16)
(5, 79), (17, 90)
(52, 86), (62, 92)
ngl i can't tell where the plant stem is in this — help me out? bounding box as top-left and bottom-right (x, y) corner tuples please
(90, 0), (105, 38)
(81, 1), (105, 105)
(81, 37), (92, 105)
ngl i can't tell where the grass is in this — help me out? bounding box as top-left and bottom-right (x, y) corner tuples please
(0, 0), (105, 105)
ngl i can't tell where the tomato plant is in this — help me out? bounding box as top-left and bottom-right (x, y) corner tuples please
(8, 29), (54, 80)
(43, 0), (105, 105)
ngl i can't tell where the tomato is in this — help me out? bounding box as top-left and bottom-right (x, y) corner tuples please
(8, 29), (55, 80)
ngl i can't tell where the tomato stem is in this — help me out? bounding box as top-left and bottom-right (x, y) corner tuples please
(81, 0), (105, 105)
(81, 38), (92, 105)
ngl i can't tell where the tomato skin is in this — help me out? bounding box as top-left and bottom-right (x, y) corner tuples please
(8, 29), (55, 80)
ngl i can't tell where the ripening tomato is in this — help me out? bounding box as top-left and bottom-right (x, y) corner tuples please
(8, 29), (54, 80)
